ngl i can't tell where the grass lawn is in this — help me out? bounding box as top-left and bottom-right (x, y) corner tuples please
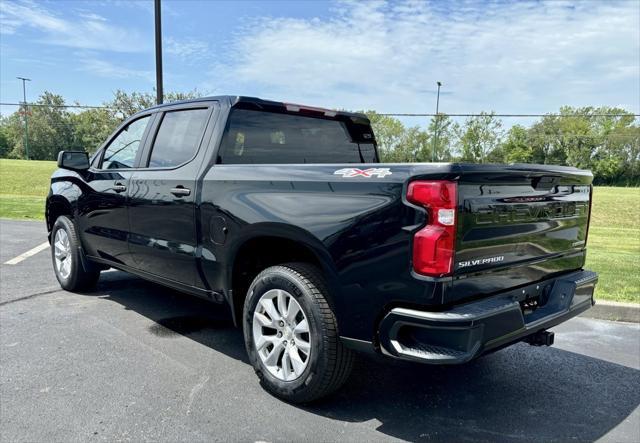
(0, 159), (57, 220)
(0, 159), (638, 303)
(585, 187), (639, 303)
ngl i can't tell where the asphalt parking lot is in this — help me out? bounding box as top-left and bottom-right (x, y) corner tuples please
(1, 218), (639, 442)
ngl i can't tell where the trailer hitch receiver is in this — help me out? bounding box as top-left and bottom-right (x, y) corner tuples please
(524, 329), (555, 347)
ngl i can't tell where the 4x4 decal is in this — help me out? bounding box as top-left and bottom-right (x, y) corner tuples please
(333, 168), (392, 178)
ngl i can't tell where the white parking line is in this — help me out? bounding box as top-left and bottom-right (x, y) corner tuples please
(4, 242), (50, 265)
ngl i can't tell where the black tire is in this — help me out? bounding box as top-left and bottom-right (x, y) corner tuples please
(50, 216), (100, 291)
(243, 262), (354, 403)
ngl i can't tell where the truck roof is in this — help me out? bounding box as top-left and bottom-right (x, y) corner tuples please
(146, 95), (369, 120)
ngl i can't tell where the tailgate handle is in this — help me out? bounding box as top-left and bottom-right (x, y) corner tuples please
(533, 176), (560, 190)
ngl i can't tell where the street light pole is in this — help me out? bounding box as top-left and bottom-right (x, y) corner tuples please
(432, 81), (442, 162)
(154, 0), (164, 105)
(16, 77), (31, 160)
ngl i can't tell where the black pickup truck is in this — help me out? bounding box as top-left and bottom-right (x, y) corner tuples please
(47, 96), (597, 402)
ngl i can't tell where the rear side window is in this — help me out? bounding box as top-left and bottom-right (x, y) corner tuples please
(148, 108), (209, 168)
(218, 109), (377, 164)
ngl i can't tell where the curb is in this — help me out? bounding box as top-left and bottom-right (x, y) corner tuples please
(580, 300), (640, 323)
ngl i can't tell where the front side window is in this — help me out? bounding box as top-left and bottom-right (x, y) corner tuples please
(101, 115), (151, 169)
(90, 151), (101, 168)
(147, 108), (209, 168)
(218, 108), (378, 164)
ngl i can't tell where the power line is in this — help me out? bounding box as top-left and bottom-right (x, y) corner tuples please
(0, 102), (111, 109)
(1, 103), (638, 117)
(14, 119), (639, 135)
(379, 113), (640, 117)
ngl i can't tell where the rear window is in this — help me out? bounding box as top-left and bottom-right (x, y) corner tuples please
(148, 108), (209, 168)
(218, 108), (377, 164)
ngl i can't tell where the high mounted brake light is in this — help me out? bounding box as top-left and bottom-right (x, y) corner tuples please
(284, 103), (337, 117)
(407, 180), (457, 277)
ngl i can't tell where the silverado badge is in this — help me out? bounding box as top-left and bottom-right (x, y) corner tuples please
(458, 255), (505, 269)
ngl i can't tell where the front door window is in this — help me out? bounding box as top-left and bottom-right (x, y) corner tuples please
(101, 115), (151, 169)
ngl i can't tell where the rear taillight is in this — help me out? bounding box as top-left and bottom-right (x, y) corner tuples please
(406, 180), (457, 277)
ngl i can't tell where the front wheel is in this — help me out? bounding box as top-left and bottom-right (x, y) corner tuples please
(51, 216), (100, 291)
(243, 263), (353, 403)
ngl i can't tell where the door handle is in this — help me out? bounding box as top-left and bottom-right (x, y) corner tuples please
(171, 186), (191, 197)
(113, 182), (127, 193)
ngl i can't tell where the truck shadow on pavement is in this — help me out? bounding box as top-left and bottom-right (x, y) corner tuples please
(94, 271), (640, 443)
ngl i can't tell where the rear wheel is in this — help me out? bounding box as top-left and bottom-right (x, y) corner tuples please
(51, 216), (100, 291)
(243, 263), (353, 403)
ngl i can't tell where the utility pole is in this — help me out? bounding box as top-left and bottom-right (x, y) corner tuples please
(432, 81), (442, 162)
(16, 77), (31, 160)
(154, 0), (163, 105)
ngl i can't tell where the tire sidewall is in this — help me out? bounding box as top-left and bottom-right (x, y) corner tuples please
(243, 268), (329, 397)
(51, 216), (80, 290)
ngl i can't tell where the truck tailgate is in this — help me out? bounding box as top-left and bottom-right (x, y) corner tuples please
(449, 165), (593, 303)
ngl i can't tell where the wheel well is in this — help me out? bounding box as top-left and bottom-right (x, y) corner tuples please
(231, 236), (323, 324)
(46, 197), (73, 234)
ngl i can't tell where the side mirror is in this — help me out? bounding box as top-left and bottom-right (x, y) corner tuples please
(57, 151), (90, 171)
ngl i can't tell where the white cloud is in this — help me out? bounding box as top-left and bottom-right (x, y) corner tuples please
(0, 0), (148, 52)
(0, 18), (20, 35)
(79, 58), (154, 82)
(76, 12), (108, 23)
(165, 37), (210, 63)
(209, 0), (640, 115)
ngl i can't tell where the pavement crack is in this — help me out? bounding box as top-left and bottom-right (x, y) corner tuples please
(185, 375), (211, 416)
(0, 287), (61, 307)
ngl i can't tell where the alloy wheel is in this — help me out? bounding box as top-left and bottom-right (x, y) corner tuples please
(53, 229), (72, 280)
(252, 289), (311, 381)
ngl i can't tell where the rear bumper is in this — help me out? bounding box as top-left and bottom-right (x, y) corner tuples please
(378, 270), (598, 364)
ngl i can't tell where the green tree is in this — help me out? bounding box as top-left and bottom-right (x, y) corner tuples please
(522, 106), (639, 183)
(528, 118), (564, 165)
(402, 126), (430, 162)
(457, 112), (503, 163)
(615, 125), (640, 184)
(0, 113), (22, 158)
(4, 92), (74, 160)
(496, 125), (534, 163)
(1, 89), (637, 184)
(107, 89), (204, 119)
(428, 114), (457, 161)
(591, 108), (639, 184)
(365, 111), (439, 162)
(70, 108), (120, 154)
(365, 111), (408, 161)
(0, 117), (13, 158)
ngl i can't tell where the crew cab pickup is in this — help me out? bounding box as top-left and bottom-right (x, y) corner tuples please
(47, 96), (597, 402)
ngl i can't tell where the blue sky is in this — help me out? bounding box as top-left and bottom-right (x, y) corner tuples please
(1, 0), (639, 120)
